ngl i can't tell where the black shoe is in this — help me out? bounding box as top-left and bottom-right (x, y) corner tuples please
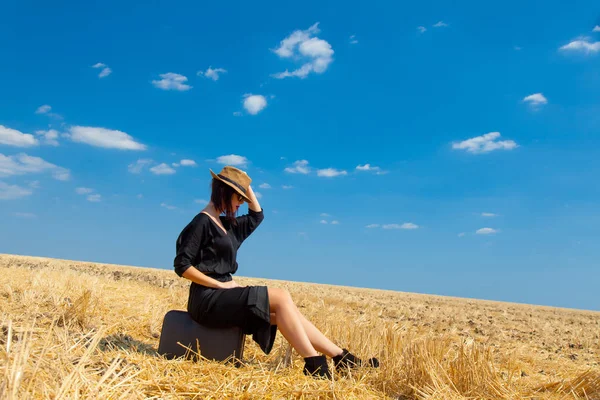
(332, 348), (380, 372)
(303, 355), (332, 379)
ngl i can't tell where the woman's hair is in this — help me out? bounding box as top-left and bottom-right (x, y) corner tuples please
(210, 179), (238, 225)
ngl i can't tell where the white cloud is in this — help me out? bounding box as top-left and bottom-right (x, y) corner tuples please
(331, 220), (339, 225)
(272, 22), (334, 79)
(152, 73), (192, 91)
(433, 21), (448, 28)
(366, 224), (380, 228)
(35, 129), (59, 146)
(67, 126), (146, 150)
(150, 163), (176, 175)
(28, 180), (40, 189)
(349, 35), (358, 44)
(128, 159), (153, 174)
(87, 194), (101, 202)
(35, 105), (51, 114)
(382, 223), (419, 230)
(14, 212), (36, 218)
(0, 125), (38, 147)
(481, 212), (497, 217)
(320, 213), (330, 217)
(259, 183), (271, 189)
(194, 199), (208, 205)
(356, 163), (382, 172)
(284, 160), (310, 174)
(254, 191), (262, 199)
(161, 202), (176, 210)
(594, 26), (600, 32)
(476, 227), (497, 235)
(559, 38), (600, 53)
(198, 67), (227, 81)
(75, 187), (94, 195)
(233, 111), (243, 117)
(0, 153), (70, 181)
(458, 232), (466, 237)
(91, 62), (112, 78)
(216, 154), (248, 166)
(179, 159), (196, 167)
(452, 132), (518, 154)
(172, 163), (180, 167)
(243, 94), (267, 115)
(317, 168), (347, 178)
(320, 220), (328, 224)
(417, 26), (427, 33)
(282, 185), (294, 189)
(523, 93), (548, 107)
(0, 181), (33, 200)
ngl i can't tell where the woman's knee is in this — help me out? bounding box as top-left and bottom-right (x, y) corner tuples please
(268, 287), (293, 309)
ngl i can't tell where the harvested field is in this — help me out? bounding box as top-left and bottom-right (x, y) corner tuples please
(0, 253), (598, 399)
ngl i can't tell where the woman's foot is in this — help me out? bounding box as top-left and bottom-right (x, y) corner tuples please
(303, 355), (332, 379)
(332, 348), (380, 372)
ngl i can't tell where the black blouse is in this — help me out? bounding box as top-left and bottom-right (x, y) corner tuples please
(174, 209), (265, 279)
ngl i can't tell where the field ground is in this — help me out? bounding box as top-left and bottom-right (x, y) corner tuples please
(0, 253), (598, 399)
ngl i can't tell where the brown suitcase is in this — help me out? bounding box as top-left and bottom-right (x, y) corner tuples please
(157, 310), (245, 366)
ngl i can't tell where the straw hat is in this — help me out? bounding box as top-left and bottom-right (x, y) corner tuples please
(210, 166), (253, 202)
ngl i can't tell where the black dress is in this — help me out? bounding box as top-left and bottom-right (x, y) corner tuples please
(173, 208), (277, 354)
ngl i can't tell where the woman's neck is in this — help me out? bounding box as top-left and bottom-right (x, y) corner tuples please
(203, 202), (222, 217)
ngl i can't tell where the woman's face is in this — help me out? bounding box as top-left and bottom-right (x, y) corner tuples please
(230, 192), (245, 212)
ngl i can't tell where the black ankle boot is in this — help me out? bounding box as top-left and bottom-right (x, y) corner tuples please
(303, 355), (332, 379)
(332, 348), (380, 372)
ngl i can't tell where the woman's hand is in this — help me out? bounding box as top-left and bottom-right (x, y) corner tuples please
(220, 280), (244, 289)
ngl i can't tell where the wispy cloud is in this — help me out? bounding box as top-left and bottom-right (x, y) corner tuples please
(67, 126), (146, 150)
(243, 94), (267, 115)
(254, 191), (262, 199)
(458, 232), (466, 237)
(317, 168), (347, 178)
(194, 199), (208, 205)
(14, 212), (36, 218)
(382, 223), (419, 230)
(320, 220), (328, 224)
(92, 62), (112, 78)
(35, 105), (52, 114)
(272, 23), (334, 79)
(150, 163), (176, 175)
(476, 227), (497, 235)
(35, 129), (60, 146)
(198, 67), (227, 81)
(282, 185), (294, 189)
(417, 26), (427, 33)
(128, 159), (153, 174)
(259, 183), (271, 189)
(284, 160), (310, 174)
(0, 182), (33, 200)
(331, 220), (340, 225)
(179, 159), (196, 167)
(0, 152), (70, 181)
(216, 154), (248, 166)
(349, 34), (358, 44)
(152, 73), (192, 91)
(356, 163), (387, 174)
(87, 194), (102, 202)
(0, 125), (38, 147)
(161, 202), (177, 210)
(452, 132), (518, 154)
(481, 212), (498, 217)
(523, 93), (548, 108)
(320, 213), (330, 217)
(594, 26), (600, 32)
(75, 187), (94, 195)
(433, 21), (448, 28)
(559, 37), (600, 54)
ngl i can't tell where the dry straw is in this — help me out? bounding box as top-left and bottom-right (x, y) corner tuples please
(0, 254), (599, 399)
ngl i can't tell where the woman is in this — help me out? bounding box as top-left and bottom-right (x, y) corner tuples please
(174, 166), (379, 379)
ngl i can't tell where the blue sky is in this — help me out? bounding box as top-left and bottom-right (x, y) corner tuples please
(1, 1), (599, 311)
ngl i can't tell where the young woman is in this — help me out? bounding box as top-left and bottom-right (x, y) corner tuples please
(174, 166), (379, 379)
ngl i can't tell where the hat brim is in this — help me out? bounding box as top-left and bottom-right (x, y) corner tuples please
(210, 169), (253, 203)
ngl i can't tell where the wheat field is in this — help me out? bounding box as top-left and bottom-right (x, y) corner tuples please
(0, 253), (598, 399)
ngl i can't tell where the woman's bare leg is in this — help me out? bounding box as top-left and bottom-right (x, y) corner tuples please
(268, 289), (343, 358)
(268, 287), (319, 358)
